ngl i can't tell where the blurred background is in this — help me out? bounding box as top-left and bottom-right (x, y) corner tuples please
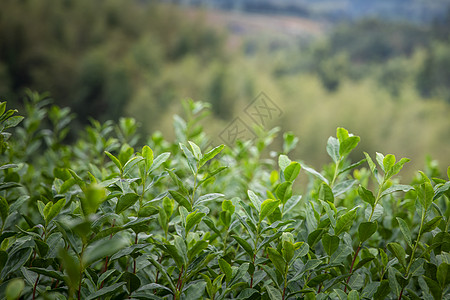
(0, 0), (449, 178)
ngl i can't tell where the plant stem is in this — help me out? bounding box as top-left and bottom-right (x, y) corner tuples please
(33, 274), (40, 300)
(368, 179), (386, 222)
(344, 244), (361, 292)
(330, 158), (341, 187)
(133, 233), (138, 274)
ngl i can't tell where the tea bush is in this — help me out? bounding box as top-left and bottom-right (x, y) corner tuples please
(0, 92), (449, 300)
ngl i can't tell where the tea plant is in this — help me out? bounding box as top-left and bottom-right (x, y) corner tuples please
(0, 93), (449, 300)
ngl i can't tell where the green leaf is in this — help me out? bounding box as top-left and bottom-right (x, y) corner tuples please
(354, 257), (375, 271)
(141, 145), (154, 170)
(199, 144), (224, 168)
(188, 141), (202, 160)
(308, 229), (325, 248)
(138, 204), (158, 217)
(81, 184), (106, 216)
(396, 217), (412, 248)
(46, 198), (66, 224)
(374, 280), (390, 300)
(116, 193), (139, 214)
(387, 242), (407, 269)
(0, 247), (32, 280)
(383, 154), (396, 174)
(179, 143), (198, 174)
(319, 183), (334, 204)
(148, 152), (170, 173)
(358, 186), (375, 207)
(0, 196), (9, 225)
(284, 162), (301, 182)
(219, 258), (232, 284)
(376, 152), (385, 172)
(421, 216), (443, 234)
(364, 152), (377, 173)
(232, 235), (254, 258)
(28, 267), (64, 281)
(267, 247), (286, 274)
(6, 278), (25, 300)
(4, 116), (24, 129)
(338, 158), (367, 175)
(302, 164), (329, 184)
(347, 290), (360, 300)
(278, 154), (291, 171)
(416, 182), (434, 211)
(437, 262), (450, 288)
(266, 285), (282, 300)
(185, 210), (206, 233)
(259, 199), (280, 222)
(282, 241), (295, 263)
(336, 127), (349, 143)
(85, 282), (126, 300)
(387, 158), (410, 179)
(423, 276), (442, 300)
(339, 136), (360, 157)
(326, 136), (340, 163)
(332, 179), (357, 197)
(322, 233), (339, 256)
(247, 190), (262, 212)
(276, 182), (292, 205)
(335, 208), (358, 236)
(169, 190), (192, 211)
(105, 151), (122, 170)
(119, 271), (141, 294)
(83, 235), (128, 267)
(358, 221), (377, 243)
(380, 184), (414, 198)
(196, 193), (224, 205)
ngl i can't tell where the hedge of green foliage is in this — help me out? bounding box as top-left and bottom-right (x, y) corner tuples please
(0, 92), (449, 300)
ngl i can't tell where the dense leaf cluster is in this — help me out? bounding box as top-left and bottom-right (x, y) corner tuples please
(0, 93), (449, 299)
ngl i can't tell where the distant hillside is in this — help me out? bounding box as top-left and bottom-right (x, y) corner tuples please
(161, 0), (450, 23)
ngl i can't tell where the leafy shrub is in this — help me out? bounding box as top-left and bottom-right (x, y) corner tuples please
(0, 93), (449, 299)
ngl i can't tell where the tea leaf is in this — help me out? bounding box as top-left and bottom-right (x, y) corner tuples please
(335, 208), (358, 236)
(247, 190), (262, 212)
(347, 290), (360, 300)
(105, 151), (122, 170)
(380, 184), (414, 198)
(185, 210), (206, 233)
(188, 141), (202, 160)
(116, 192), (139, 214)
(169, 190), (192, 211)
(276, 182), (292, 204)
(423, 276), (442, 300)
(141, 145), (154, 169)
(199, 144), (224, 168)
(437, 262), (449, 288)
(396, 217), (412, 248)
(232, 235), (254, 258)
(284, 161), (301, 182)
(267, 247), (286, 275)
(85, 282), (126, 300)
(266, 285), (282, 300)
(358, 221), (377, 243)
(5, 278), (25, 300)
(326, 136), (340, 163)
(339, 136), (360, 157)
(358, 186), (375, 207)
(421, 216), (443, 234)
(416, 182), (434, 211)
(260, 199), (280, 222)
(374, 280), (390, 300)
(322, 233), (339, 256)
(219, 258), (232, 284)
(387, 243), (407, 269)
